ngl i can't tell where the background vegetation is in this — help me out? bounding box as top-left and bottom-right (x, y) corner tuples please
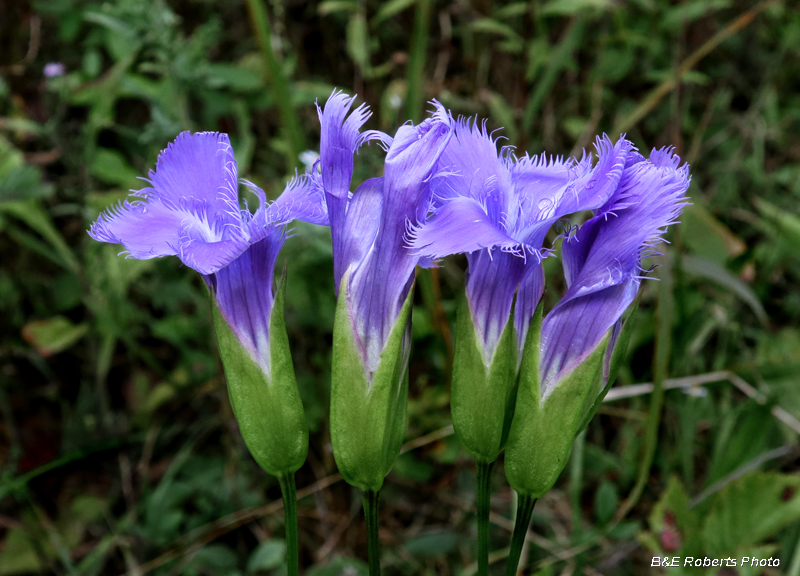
(1, 0), (799, 574)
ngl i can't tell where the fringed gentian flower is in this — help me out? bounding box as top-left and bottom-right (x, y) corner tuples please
(408, 120), (633, 574)
(88, 131), (327, 576)
(502, 144), (690, 574)
(315, 91), (453, 576)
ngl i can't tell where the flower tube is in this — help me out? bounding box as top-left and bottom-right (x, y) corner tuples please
(315, 91), (453, 575)
(502, 145), (690, 576)
(88, 132), (326, 576)
(409, 119), (632, 574)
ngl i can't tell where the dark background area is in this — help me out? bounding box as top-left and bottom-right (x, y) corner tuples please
(1, 0), (800, 574)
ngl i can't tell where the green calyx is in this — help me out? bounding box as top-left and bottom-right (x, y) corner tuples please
(504, 300), (608, 498)
(330, 272), (414, 493)
(451, 289), (518, 464)
(211, 269), (308, 478)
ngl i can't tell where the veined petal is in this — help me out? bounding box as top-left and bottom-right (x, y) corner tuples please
(513, 135), (632, 248)
(464, 250), (530, 361)
(513, 263), (545, 357)
(205, 226), (286, 371)
(317, 90), (387, 200)
(88, 197), (182, 259)
(539, 279), (639, 397)
(408, 196), (521, 259)
(349, 103), (454, 370)
(429, 117), (513, 227)
(259, 172), (329, 227)
(145, 132), (241, 227)
(338, 177), (383, 287)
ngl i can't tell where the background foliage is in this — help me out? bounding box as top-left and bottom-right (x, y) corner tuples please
(1, 0), (799, 574)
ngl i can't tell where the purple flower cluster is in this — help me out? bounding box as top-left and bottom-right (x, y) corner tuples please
(88, 90), (688, 400)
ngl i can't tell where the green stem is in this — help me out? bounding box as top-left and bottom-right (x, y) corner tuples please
(476, 460), (494, 576)
(363, 490), (381, 576)
(279, 473), (299, 576)
(406, 0), (431, 122)
(244, 0), (305, 168)
(504, 493), (537, 576)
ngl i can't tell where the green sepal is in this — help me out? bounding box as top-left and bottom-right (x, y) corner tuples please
(575, 295), (641, 434)
(504, 298), (608, 498)
(330, 271), (413, 492)
(450, 288), (518, 463)
(211, 268), (308, 477)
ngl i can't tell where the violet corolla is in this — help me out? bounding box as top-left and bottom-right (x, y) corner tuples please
(502, 144), (690, 576)
(88, 131), (326, 576)
(315, 91), (453, 576)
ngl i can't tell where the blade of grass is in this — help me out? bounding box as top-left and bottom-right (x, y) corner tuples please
(612, 0), (776, 135)
(244, 0), (306, 168)
(615, 254), (673, 522)
(522, 18), (585, 139)
(406, 0), (431, 122)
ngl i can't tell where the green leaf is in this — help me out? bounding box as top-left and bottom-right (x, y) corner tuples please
(470, 18), (523, 43)
(329, 272), (413, 492)
(0, 529), (43, 575)
(755, 198), (800, 253)
(372, 0), (417, 26)
(22, 316), (88, 356)
(206, 63), (264, 92)
(541, 0), (614, 16)
(681, 201), (745, 266)
(0, 165), (54, 202)
(704, 472), (800, 555)
(0, 200), (80, 273)
(404, 530), (459, 557)
(681, 255), (766, 324)
(307, 557), (368, 576)
(346, 13), (370, 71)
(90, 148), (140, 188)
(211, 269), (308, 477)
(594, 481), (619, 525)
(450, 289), (517, 463)
(247, 540), (286, 573)
(318, 1), (359, 16)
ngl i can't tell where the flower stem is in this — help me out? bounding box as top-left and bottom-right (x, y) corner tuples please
(362, 490), (381, 576)
(278, 473), (299, 576)
(504, 493), (537, 576)
(476, 460), (495, 576)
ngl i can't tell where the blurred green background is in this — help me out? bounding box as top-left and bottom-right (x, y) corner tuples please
(1, 0), (800, 574)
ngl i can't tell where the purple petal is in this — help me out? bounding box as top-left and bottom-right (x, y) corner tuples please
(513, 263), (545, 357)
(349, 103), (454, 370)
(338, 178), (384, 288)
(539, 279), (640, 397)
(88, 197), (183, 259)
(206, 227), (285, 370)
(539, 146), (690, 395)
(317, 90), (388, 200)
(429, 117), (513, 227)
(408, 196), (521, 258)
(145, 132), (241, 226)
(258, 172), (329, 227)
(464, 250), (530, 361)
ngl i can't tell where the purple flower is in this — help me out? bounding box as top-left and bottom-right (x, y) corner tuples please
(539, 146), (690, 396)
(88, 131), (327, 368)
(409, 119), (633, 361)
(44, 62), (65, 78)
(317, 92), (453, 371)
